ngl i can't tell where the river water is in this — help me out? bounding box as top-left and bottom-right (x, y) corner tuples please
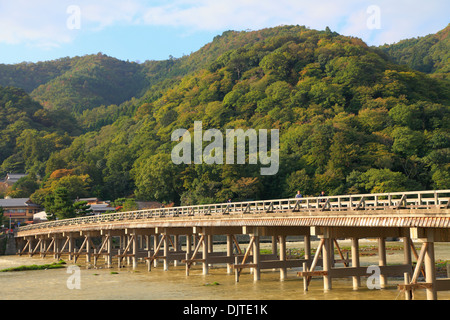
(1, 240), (450, 301)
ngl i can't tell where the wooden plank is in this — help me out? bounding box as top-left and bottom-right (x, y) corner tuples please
(379, 264), (413, 277)
(298, 270), (328, 277)
(435, 278), (450, 292)
(260, 259), (307, 269)
(182, 259), (206, 263)
(327, 267), (367, 278)
(206, 256), (234, 264)
(398, 282), (433, 290)
(115, 254), (137, 257)
(232, 263), (258, 269)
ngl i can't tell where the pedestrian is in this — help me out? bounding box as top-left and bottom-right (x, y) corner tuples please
(295, 191), (302, 198)
(318, 191), (326, 205)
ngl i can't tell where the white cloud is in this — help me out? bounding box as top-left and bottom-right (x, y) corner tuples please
(139, 0), (449, 45)
(0, 0), (142, 48)
(0, 0), (448, 48)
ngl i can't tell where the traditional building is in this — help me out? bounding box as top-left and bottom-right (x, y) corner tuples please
(3, 173), (28, 186)
(0, 198), (41, 227)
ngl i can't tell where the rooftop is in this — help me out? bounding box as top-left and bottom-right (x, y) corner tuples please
(0, 198), (40, 208)
(3, 173), (28, 185)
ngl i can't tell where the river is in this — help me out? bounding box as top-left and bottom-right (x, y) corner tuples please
(1, 240), (450, 301)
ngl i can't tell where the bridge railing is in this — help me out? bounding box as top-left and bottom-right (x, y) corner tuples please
(17, 190), (450, 232)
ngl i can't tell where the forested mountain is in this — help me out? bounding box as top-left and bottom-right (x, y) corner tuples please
(0, 86), (77, 176)
(0, 57), (78, 93)
(379, 24), (449, 78)
(1, 24), (449, 211)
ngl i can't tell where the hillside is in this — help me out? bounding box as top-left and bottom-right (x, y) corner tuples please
(29, 53), (149, 113)
(379, 24), (450, 78)
(0, 25), (448, 209)
(0, 57), (78, 93)
(29, 25), (450, 205)
(0, 86), (77, 176)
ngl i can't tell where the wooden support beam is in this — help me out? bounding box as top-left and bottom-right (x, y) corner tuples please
(303, 238), (324, 290)
(19, 239), (30, 256)
(333, 239), (348, 267)
(411, 242), (428, 284)
(378, 237), (387, 288)
(351, 238), (360, 289)
(398, 282), (433, 291)
(202, 234), (209, 275)
(409, 238), (426, 278)
(232, 263), (258, 269)
(232, 235), (242, 255)
(435, 279), (450, 292)
(234, 236), (255, 282)
(116, 234), (135, 268)
(424, 238), (437, 300)
(253, 235), (260, 281)
(322, 237), (332, 290)
(354, 197), (365, 210)
(31, 239), (42, 256)
(279, 235), (286, 280)
(396, 194), (407, 209)
(298, 270), (328, 277)
(184, 234), (204, 276)
(42, 238), (55, 258)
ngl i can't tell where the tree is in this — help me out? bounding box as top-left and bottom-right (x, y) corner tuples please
(133, 153), (181, 203)
(44, 187), (76, 220)
(260, 51), (290, 81)
(346, 168), (421, 194)
(7, 175), (39, 198)
(285, 169), (313, 197)
(73, 200), (93, 217)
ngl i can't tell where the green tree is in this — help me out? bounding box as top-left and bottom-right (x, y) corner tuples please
(347, 168), (421, 194)
(7, 175), (39, 198)
(44, 187), (76, 220)
(133, 153), (181, 203)
(73, 200), (93, 217)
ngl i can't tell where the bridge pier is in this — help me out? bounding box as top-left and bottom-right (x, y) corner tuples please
(299, 226), (415, 293)
(397, 227), (448, 300)
(351, 237), (360, 290)
(12, 189), (450, 300)
(378, 237), (387, 288)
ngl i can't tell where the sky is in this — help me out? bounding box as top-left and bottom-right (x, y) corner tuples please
(0, 0), (448, 65)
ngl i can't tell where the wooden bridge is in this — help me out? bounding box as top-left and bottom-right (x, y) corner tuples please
(15, 190), (450, 300)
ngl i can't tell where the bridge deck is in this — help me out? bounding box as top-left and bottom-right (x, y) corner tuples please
(12, 190), (450, 300)
(16, 190), (450, 236)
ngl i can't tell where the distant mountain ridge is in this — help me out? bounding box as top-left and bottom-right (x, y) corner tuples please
(0, 24), (448, 115)
(0, 24), (448, 205)
(379, 24), (449, 78)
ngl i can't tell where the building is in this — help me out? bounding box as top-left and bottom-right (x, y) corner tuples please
(3, 173), (28, 186)
(89, 203), (116, 215)
(76, 197), (116, 215)
(33, 211), (48, 223)
(0, 198), (41, 227)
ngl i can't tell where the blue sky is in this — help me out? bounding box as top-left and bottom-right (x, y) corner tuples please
(0, 0), (448, 64)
